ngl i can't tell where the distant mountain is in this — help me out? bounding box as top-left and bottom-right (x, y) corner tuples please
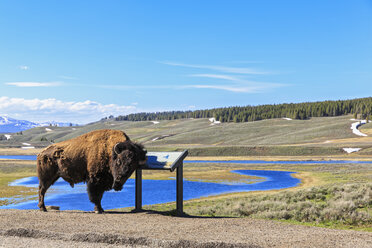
(0, 116), (76, 133)
(0, 116), (38, 133)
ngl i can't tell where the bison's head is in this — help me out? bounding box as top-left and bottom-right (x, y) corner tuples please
(111, 141), (147, 191)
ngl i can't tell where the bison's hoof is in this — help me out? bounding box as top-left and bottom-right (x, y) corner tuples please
(39, 207), (47, 212)
(94, 207), (104, 214)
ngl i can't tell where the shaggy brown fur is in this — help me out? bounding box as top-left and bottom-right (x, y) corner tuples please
(37, 129), (146, 213)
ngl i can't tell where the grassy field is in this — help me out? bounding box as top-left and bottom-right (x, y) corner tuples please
(136, 161), (372, 231)
(0, 115), (372, 231)
(0, 160), (37, 206)
(2, 116), (372, 157)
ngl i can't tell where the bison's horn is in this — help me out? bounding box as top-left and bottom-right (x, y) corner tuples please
(113, 143), (120, 155)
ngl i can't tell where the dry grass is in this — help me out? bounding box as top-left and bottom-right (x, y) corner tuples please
(144, 161), (372, 230)
(0, 160), (37, 205)
(0, 148), (42, 155)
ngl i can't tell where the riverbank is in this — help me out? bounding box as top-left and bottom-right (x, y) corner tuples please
(2, 146), (372, 160)
(187, 155), (372, 161)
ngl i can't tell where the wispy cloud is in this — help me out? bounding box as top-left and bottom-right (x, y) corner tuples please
(161, 61), (271, 75)
(189, 74), (239, 81)
(5, 81), (62, 87)
(19, 65), (30, 70)
(182, 83), (284, 93)
(225, 60), (264, 64)
(0, 96), (136, 124)
(59, 75), (78, 80)
(95, 81), (286, 93)
(96, 84), (178, 90)
(187, 73), (287, 93)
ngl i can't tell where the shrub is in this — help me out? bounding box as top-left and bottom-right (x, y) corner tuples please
(192, 183), (372, 225)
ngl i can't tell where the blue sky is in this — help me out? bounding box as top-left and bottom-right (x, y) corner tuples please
(0, 0), (371, 123)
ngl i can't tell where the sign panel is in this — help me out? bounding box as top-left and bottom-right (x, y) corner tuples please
(142, 150), (188, 171)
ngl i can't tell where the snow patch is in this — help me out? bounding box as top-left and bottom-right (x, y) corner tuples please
(209, 118), (221, 125)
(350, 120), (369, 137)
(343, 148), (362, 154)
(152, 134), (171, 141)
(22, 143), (31, 146)
(21, 146), (35, 149)
(282, 118), (292, 121)
(152, 121), (160, 125)
(0, 116), (10, 125)
(45, 128), (52, 132)
(4, 134), (11, 140)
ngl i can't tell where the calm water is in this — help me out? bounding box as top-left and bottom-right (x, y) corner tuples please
(0, 170), (299, 211)
(0, 155), (37, 160)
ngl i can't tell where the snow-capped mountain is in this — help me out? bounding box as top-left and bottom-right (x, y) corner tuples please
(0, 116), (39, 133)
(0, 116), (76, 133)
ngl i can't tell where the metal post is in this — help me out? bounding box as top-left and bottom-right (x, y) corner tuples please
(135, 168), (142, 211)
(176, 163), (183, 215)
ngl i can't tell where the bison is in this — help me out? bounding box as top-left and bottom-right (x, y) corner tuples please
(37, 129), (147, 213)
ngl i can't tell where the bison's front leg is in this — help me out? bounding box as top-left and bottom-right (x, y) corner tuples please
(87, 181), (105, 214)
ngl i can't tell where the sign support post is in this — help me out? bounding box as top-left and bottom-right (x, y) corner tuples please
(133, 150), (188, 215)
(176, 163), (183, 215)
(135, 169), (142, 211)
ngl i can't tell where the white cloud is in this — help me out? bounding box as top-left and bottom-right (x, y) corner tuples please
(19, 65), (30, 70)
(161, 61), (271, 75)
(0, 96), (136, 124)
(5, 81), (62, 87)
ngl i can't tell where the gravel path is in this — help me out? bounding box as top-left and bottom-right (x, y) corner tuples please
(0, 209), (371, 248)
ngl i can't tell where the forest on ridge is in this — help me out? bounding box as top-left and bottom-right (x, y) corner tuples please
(113, 97), (372, 123)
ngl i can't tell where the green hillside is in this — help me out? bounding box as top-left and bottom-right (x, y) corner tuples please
(1, 115), (371, 156)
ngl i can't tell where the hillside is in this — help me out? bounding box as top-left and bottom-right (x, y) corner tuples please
(1, 115), (372, 156)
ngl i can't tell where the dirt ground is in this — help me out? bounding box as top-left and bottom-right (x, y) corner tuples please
(0, 209), (371, 248)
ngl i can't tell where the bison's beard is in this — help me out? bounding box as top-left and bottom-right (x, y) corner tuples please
(112, 176), (129, 191)
(113, 183), (123, 191)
